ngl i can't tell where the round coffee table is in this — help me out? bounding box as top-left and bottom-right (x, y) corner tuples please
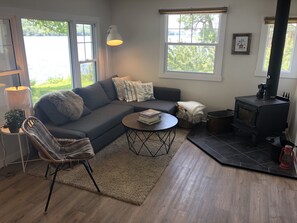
(122, 112), (178, 157)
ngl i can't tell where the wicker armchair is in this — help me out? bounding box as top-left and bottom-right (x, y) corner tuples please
(22, 116), (100, 213)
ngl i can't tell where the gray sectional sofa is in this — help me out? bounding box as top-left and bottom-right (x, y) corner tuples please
(34, 76), (181, 153)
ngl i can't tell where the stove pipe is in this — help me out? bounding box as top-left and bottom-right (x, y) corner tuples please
(264, 0), (291, 100)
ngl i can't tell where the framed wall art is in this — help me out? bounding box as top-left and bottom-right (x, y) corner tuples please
(232, 33), (252, 55)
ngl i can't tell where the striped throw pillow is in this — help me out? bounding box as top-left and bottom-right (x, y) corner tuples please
(123, 80), (141, 102)
(112, 76), (130, 100)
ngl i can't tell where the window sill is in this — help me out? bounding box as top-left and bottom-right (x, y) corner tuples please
(159, 71), (222, 82)
(254, 71), (297, 79)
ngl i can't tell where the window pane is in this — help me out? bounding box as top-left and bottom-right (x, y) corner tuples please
(167, 14), (220, 44)
(21, 19), (72, 103)
(76, 24), (84, 42)
(85, 43), (93, 60)
(263, 23), (296, 72)
(83, 24), (92, 42)
(180, 15), (192, 29)
(77, 43), (86, 61)
(168, 15), (180, 29)
(192, 14), (220, 43)
(80, 62), (95, 87)
(180, 29), (191, 43)
(0, 19), (17, 71)
(167, 44), (215, 73)
(168, 29), (179, 42)
(76, 24), (94, 62)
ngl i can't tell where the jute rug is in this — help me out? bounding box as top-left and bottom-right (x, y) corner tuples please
(26, 128), (188, 205)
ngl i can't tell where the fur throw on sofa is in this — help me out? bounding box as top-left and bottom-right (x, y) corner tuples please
(41, 90), (84, 120)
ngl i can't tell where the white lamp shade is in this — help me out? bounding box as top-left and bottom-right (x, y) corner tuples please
(106, 25), (123, 46)
(4, 86), (33, 117)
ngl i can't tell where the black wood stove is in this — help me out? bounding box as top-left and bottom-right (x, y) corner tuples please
(233, 0), (291, 144)
(233, 96), (289, 143)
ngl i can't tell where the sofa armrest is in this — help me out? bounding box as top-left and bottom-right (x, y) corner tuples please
(153, 86), (181, 102)
(45, 124), (86, 139)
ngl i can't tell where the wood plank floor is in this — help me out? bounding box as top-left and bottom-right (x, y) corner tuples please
(1, 140), (297, 223)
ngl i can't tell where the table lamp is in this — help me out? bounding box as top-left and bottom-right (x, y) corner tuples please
(4, 86), (33, 117)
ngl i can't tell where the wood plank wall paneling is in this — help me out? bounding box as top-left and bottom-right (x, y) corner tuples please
(0, 140), (297, 222)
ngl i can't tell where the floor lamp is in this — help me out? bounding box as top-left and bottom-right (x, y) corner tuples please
(106, 25), (123, 46)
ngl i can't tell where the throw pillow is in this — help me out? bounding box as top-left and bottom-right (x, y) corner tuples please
(112, 76), (130, 101)
(123, 80), (141, 102)
(135, 82), (155, 102)
(45, 90), (84, 120)
(37, 98), (70, 126)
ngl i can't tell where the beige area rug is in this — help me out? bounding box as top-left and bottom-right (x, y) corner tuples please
(26, 128), (188, 205)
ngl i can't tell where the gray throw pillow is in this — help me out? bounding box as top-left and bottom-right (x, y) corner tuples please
(73, 82), (111, 110)
(38, 98), (70, 126)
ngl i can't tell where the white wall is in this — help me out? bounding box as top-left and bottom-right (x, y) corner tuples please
(109, 0), (297, 112)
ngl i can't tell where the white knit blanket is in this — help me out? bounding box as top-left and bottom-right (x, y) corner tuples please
(176, 101), (206, 124)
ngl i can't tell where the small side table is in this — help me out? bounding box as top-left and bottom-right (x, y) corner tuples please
(1, 127), (35, 173)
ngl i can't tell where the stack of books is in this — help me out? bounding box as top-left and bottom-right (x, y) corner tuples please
(138, 109), (162, 125)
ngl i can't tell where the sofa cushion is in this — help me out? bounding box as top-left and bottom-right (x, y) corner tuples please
(111, 99), (177, 114)
(45, 123), (87, 139)
(73, 82), (110, 110)
(100, 76), (118, 101)
(58, 104), (134, 140)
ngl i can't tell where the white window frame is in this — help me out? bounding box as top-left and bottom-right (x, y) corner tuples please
(159, 13), (227, 82)
(70, 22), (99, 88)
(0, 16), (26, 81)
(255, 22), (297, 79)
(0, 7), (101, 89)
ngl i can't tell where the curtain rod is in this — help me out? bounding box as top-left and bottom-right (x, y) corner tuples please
(265, 16), (297, 24)
(159, 7), (228, 14)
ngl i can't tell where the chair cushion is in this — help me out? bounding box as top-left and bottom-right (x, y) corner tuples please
(73, 82), (111, 110)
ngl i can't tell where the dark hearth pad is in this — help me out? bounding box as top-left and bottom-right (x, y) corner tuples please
(187, 123), (297, 179)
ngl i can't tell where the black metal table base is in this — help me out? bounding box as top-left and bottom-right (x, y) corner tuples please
(125, 128), (176, 157)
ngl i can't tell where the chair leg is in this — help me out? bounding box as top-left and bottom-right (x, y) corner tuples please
(82, 161), (100, 193)
(44, 164), (50, 178)
(44, 164), (60, 213)
(86, 160), (93, 172)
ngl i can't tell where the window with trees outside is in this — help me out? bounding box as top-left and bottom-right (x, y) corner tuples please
(160, 8), (227, 81)
(76, 24), (97, 87)
(255, 18), (297, 79)
(21, 19), (98, 103)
